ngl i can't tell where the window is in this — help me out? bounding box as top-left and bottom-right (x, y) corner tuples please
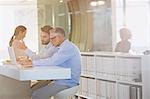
(0, 1), (38, 60)
(116, 0), (150, 52)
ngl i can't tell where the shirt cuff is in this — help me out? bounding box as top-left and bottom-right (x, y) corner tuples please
(32, 60), (38, 66)
(32, 60), (43, 66)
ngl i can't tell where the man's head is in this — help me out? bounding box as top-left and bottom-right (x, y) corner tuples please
(40, 25), (53, 45)
(50, 27), (66, 47)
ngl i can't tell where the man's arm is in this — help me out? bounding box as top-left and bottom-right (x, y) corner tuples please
(17, 42), (38, 59)
(18, 43), (47, 60)
(32, 47), (75, 66)
(25, 49), (38, 59)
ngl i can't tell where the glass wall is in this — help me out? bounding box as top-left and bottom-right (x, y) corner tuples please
(116, 0), (150, 53)
(37, 0), (112, 52)
(37, 0), (69, 50)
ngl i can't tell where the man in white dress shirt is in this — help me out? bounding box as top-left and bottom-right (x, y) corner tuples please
(18, 25), (57, 92)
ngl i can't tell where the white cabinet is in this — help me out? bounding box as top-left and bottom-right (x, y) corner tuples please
(86, 56), (95, 76)
(81, 56), (87, 75)
(76, 52), (148, 99)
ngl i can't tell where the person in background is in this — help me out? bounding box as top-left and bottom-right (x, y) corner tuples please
(115, 28), (132, 53)
(19, 27), (81, 99)
(9, 25), (27, 58)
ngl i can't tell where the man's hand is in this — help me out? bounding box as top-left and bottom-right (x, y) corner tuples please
(17, 58), (32, 68)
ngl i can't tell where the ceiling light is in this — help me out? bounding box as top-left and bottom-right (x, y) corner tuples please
(90, 1), (97, 7)
(59, 0), (63, 3)
(97, 1), (105, 5)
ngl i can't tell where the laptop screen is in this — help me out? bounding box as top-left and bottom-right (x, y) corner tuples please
(8, 47), (17, 65)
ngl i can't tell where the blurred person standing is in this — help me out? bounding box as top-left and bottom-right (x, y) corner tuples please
(115, 28), (132, 53)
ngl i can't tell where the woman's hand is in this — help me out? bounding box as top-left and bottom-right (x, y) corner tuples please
(17, 57), (32, 68)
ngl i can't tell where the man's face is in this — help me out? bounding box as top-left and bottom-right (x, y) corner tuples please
(50, 32), (63, 47)
(40, 31), (50, 45)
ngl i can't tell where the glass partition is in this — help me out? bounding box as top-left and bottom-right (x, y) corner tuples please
(37, 0), (113, 52)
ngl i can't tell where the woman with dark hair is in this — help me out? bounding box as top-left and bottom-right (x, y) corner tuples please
(9, 25), (28, 58)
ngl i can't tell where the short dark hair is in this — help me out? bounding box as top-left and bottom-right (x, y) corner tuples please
(41, 25), (53, 34)
(53, 27), (66, 37)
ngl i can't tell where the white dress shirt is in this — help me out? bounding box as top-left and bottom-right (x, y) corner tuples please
(25, 43), (58, 60)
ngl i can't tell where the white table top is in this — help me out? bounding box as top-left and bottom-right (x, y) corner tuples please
(0, 64), (71, 81)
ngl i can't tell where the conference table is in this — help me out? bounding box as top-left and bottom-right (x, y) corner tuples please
(0, 64), (71, 99)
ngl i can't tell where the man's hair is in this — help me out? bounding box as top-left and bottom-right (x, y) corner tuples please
(53, 27), (66, 37)
(41, 25), (53, 34)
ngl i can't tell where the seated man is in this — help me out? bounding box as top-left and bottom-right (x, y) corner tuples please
(18, 25), (57, 92)
(19, 27), (81, 99)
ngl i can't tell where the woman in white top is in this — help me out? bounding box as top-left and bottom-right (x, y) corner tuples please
(115, 28), (132, 53)
(9, 25), (27, 58)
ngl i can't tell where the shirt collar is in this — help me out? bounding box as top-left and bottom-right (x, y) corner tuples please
(45, 43), (51, 49)
(57, 39), (68, 49)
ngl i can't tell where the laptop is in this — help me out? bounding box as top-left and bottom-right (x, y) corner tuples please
(8, 47), (17, 65)
(8, 47), (32, 68)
